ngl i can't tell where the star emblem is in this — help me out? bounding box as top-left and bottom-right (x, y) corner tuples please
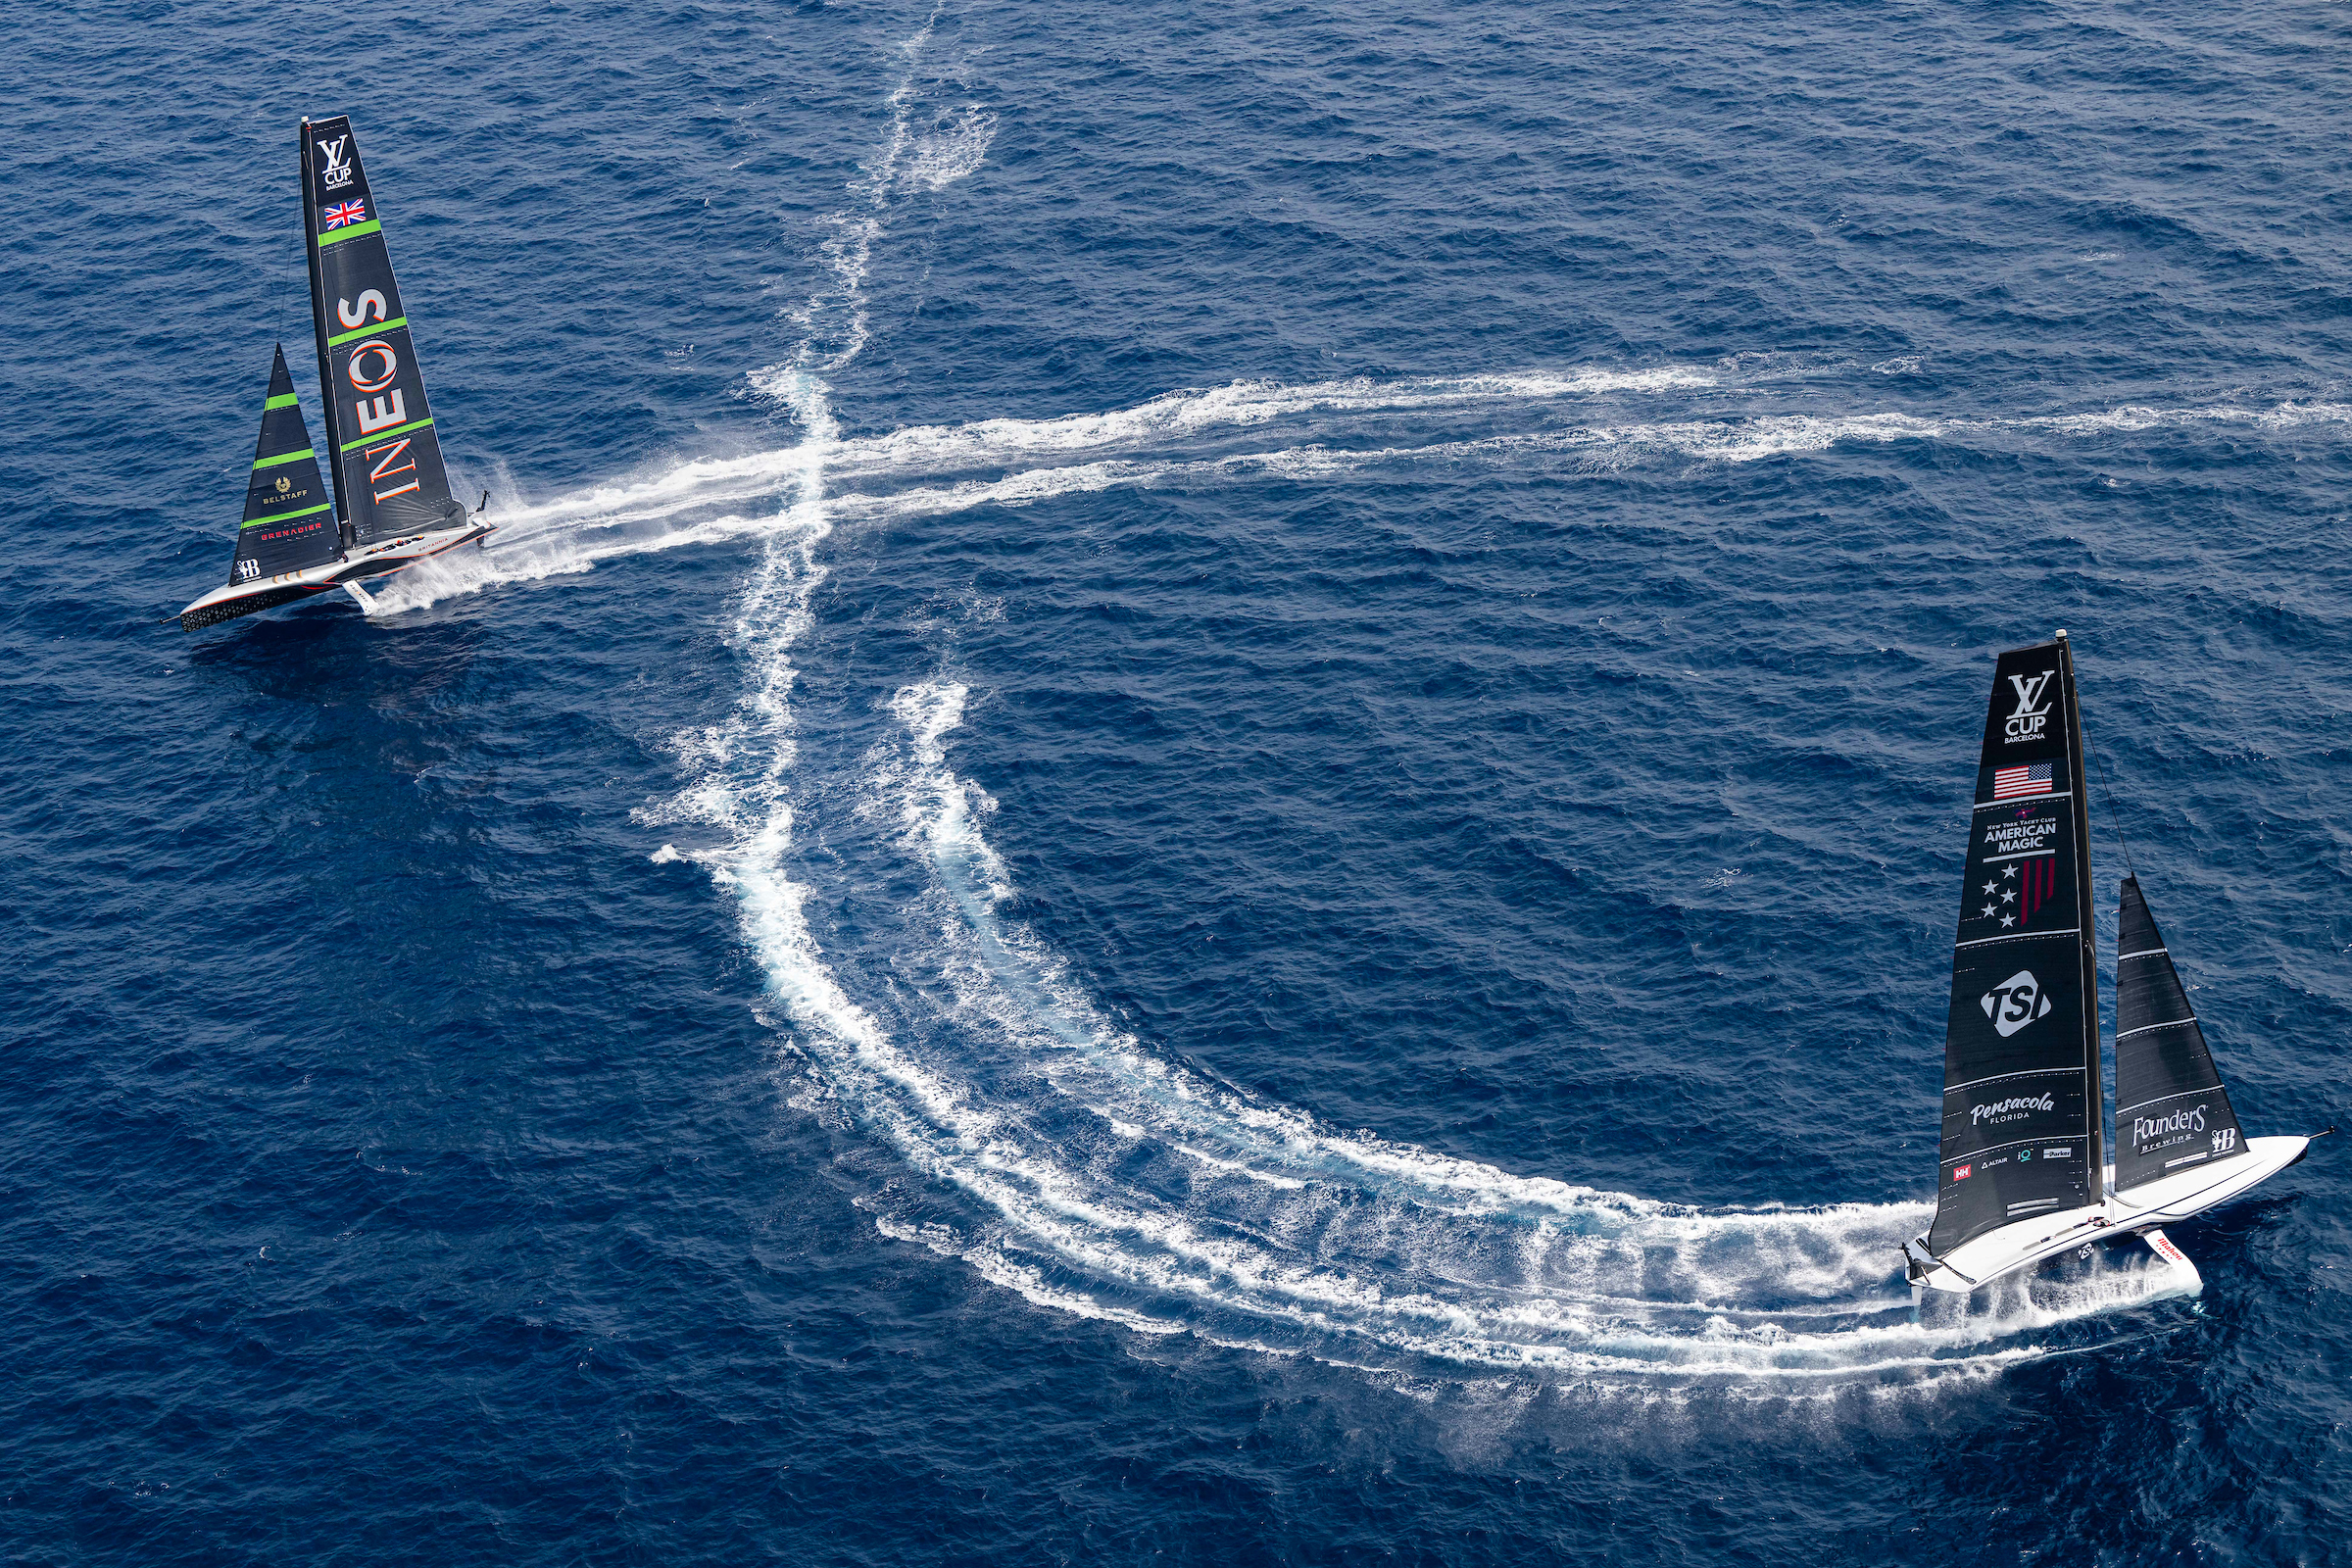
(2003, 890), (2016, 904)
(1982, 904), (1997, 916)
(2004, 864), (2019, 878)
(2000, 914), (2016, 928)
(1983, 881), (1997, 895)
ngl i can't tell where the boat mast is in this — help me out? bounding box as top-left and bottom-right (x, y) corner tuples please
(299, 116), (351, 544)
(2055, 629), (2108, 1196)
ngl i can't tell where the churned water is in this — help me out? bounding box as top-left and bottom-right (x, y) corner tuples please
(7, 1), (2351, 1561)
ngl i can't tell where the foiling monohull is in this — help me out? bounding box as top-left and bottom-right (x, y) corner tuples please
(1902, 631), (2324, 1294)
(178, 115), (491, 631)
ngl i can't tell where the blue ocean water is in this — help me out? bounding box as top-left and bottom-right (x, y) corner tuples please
(7, 0), (2352, 1559)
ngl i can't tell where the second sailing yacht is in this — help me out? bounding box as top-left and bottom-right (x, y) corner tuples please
(180, 114), (491, 630)
(1902, 632), (2320, 1293)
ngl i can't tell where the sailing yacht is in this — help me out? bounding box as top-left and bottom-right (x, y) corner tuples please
(1902, 631), (2322, 1294)
(179, 115), (491, 631)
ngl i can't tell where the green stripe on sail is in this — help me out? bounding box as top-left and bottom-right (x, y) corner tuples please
(340, 416), (433, 453)
(265, 392), (300, 410)
(240, 501), (335, 529)
(327, 315), (407, 348)
(316, 219), (382, 248)
(253, 447), (317, 468)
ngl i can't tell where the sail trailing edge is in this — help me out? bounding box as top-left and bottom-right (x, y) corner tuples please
(302, 115), (465, 548)
(229, 344), (340, 582)
(2113, 877), (2245, 1193)
(1924, 641), (2102, 1257)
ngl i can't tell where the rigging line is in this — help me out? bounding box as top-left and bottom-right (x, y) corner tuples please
(2089, 740), (2140, 883)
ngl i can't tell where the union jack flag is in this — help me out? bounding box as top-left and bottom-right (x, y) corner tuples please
(1992, 760), (2053, 800)
(323, 199), (368, 229)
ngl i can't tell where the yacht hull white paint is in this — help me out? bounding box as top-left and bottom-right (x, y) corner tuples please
(178, 521), (492, 630)
(1911, 1134), (2309, 1293)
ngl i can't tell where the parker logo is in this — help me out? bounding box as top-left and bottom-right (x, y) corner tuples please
(2004, 670), (2055, 743)
(1980, 969), (2053, 1037)
(317, 136), (355, 191)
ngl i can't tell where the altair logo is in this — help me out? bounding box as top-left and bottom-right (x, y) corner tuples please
(1981, 969), (2053, 1037)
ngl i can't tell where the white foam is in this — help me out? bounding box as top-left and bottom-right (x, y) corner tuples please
(699, 667), (2200, 1387)
(383, 391), (2352, 615)
(904, 106), (997, 191)
(377, 27), (2321, 1378)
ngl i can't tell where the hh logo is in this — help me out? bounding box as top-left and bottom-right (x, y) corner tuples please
(318, 136), (355, 190)
(2004, 670), (2055, 743)
(1981, 969), (2053, 1037)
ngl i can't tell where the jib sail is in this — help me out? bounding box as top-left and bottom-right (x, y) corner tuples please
(2113, 877), (2245, 1192)
(301, 115), (466, 548)
(1925, 637), (2105, 1256)
(228, 344), (340, 582)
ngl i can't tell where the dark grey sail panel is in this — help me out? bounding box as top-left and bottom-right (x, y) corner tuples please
(1926, 641), (2101, 1256)
(2113, 876), (2244, 1192)
(228, 344), (339, 582)
(302, 115), (465, 547)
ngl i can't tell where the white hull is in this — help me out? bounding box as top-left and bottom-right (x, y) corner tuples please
(179, 521), (493, 629)
(1911, 1134), (2310, 1293)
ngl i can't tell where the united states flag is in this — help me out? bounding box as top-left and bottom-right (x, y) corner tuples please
(1992, 760), (2053, 800)
(323, 199), (368, 229)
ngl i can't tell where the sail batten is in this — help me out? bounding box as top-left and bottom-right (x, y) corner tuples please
(1923, 638), (2102, 1258)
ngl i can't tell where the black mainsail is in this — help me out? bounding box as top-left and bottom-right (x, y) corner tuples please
(1924, 636), (2104, 1258)
(300, 114), (466, 549)
(2113, 877), (2245, 1193)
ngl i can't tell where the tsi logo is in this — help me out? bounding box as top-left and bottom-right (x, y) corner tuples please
(2004, 671), (2055, 743)
(1981, 969), (2053, 1037)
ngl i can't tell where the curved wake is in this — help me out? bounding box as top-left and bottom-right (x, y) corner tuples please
(381, 18), (2280, 1389)
(678, 674), (2201, 1387)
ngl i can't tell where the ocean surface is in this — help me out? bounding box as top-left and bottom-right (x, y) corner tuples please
(7, 1), (2352, 1561)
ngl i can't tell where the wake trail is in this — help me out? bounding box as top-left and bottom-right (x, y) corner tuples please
(394, 22), (2267, 1386)
(370, 382), (2352, 615)
(683, 675), (2202, 1387)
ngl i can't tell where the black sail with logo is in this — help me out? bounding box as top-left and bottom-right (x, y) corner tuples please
(1925, 640), (2104, 1257)
(2112, 876), (2243, 1193)
(301, 115), (465, 549)
(229, 344), (341, 581)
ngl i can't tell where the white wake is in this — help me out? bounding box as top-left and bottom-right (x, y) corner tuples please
(382, 17), (2269, 1388)
(369, 377), (2352, 617)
